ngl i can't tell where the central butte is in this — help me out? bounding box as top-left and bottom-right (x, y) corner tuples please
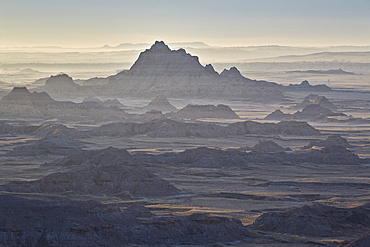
(86, 41), (285, 101)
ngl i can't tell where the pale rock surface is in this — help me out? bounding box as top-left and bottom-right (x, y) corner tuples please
(172, 104), (240, 119)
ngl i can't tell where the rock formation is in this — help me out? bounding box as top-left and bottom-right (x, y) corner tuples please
(7, 123), (85, 156)
(3, 147), (181, 198)
(265, 103), (345, 121)
(249, 203), (370, 237)
(295, 95), (338, 110)
(293, 104), (345, 119)
(281, 80), (332, 92)
(0, 195), (248, 246)
(1, 87), (54, 103)
(135, 142), (361, 167)
(264, 109), (293, 120)
(0, 87), (128, 121)
(340, 232), (370, 247)
(44, 73), (80, 89)
(94, 118), (321, 138)
(172, 104), (240, 119)
(304, 134), (352, 149)
(82, 97), (102, 103)
(145, 95), (177, 112)
(314, 96), (338, 110)
(251, 140), (288, 153)
(90, 41), (286, 101)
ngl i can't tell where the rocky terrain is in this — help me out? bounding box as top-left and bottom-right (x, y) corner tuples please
(92, 118), (320, 138)
(2, 147), (181, 199)
(249, 202), (370, 237)
(35, 41), (285, 101)
(134, 140), (362, 167)
(0, 87), (128, 121)
(265, 103), (346, 121)
(0, 41), (369, 246)
(0, 195), (250, 246)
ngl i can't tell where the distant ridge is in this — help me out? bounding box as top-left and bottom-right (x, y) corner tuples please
(240, 51), (370, 63)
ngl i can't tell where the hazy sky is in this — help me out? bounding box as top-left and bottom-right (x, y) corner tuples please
(0, 0), (369, 47)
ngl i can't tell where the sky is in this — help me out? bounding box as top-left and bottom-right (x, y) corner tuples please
(0, 0), (369, 47)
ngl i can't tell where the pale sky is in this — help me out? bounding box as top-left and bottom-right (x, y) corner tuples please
(0, 0), (369, 47)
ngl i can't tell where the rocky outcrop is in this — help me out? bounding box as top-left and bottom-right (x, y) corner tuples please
(294, 95), (337, 110)
(93, 41), (286, 101)
(281, 80), (332, 92)
(145, 95), (177, 113)
(172, 104), (240, 119)
(1, 87), (54, 103)
(0, 195), (248, 246)
(135, 143), (361, 167)
(251, 140), (288, 153)
(314, 96), (338, 110)
(0, 88), (128, 121)
(264, 109), (293, 120)
(304, 134), (352, 149)
(7, 124), (85, 156)
(3, 147), (180, 198)
(295, 96), (313, 109)
(265, 103), (345, 121)
(94, 118), (320, 138)
(32, 123), (79, 140)
(293, 104), (346, 119)
(340, 232), (370, 247)
(82, 98), (126, 109)
(0, 122), (39, 135)
(249, 203), (370, 237)
(44, 73), (80, 89)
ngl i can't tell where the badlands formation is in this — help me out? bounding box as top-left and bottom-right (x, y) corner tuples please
(0, 41), (370, 246)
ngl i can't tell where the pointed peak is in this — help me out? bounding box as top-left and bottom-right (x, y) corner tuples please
(301, 80), (310, 86)
(148, 41), (171, 53)
(204, 64), (219, 76)
(220, 66), (244, 79)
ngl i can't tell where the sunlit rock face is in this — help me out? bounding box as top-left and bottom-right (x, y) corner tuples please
(106, 41), (284, 101)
